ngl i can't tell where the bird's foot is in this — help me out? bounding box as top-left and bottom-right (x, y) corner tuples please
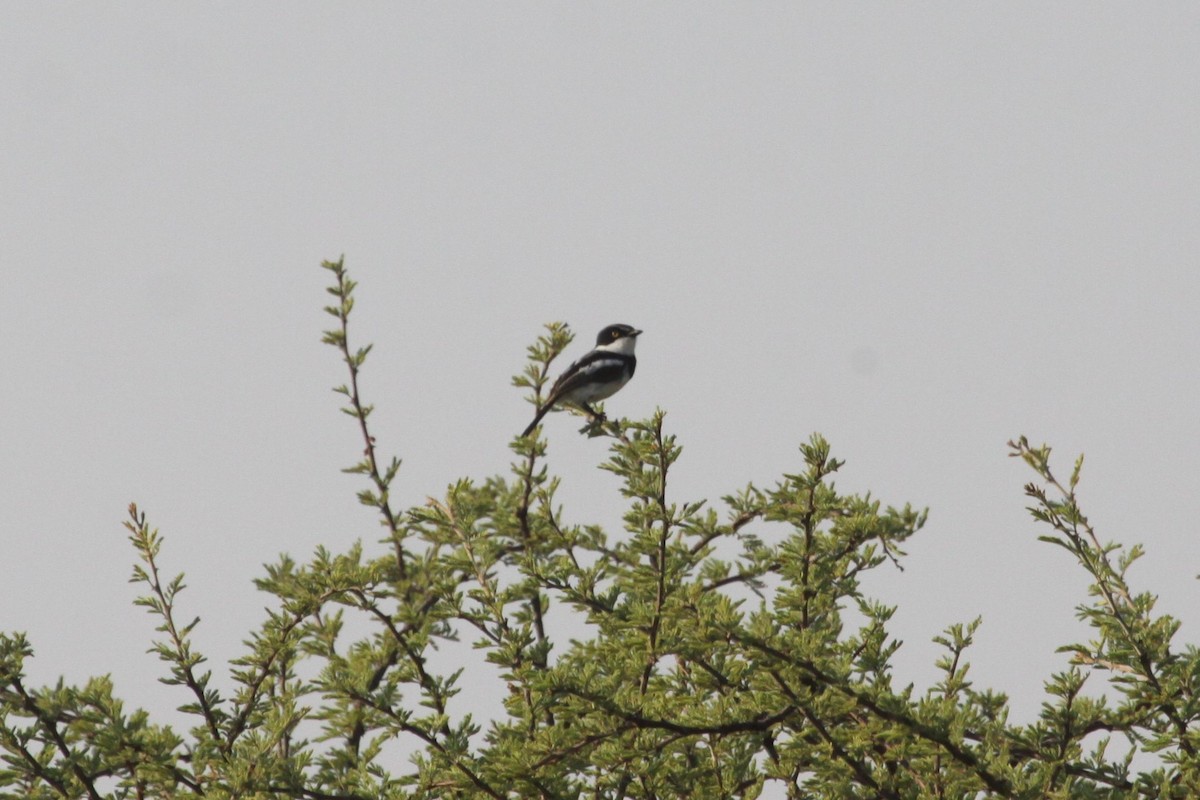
(580, 410), (612, 438)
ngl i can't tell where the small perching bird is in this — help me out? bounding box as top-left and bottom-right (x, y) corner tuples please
(521, 324), (643, 438)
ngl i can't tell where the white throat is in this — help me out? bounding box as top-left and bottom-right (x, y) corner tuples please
(597, 336), (638, 356)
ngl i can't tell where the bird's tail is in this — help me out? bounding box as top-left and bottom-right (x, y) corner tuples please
(521, 405), (550, 439)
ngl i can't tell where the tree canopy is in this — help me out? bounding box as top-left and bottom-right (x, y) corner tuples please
(2, 259), (1197, 799)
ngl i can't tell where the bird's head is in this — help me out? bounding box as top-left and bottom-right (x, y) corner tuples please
(595, 324), (643, 353)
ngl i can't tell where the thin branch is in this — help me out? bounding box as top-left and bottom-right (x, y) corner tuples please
(323, 260), (406, 577)
(11, 676), (103, 800)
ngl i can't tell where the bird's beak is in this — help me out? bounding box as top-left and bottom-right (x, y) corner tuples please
(632, 329), (644, 337)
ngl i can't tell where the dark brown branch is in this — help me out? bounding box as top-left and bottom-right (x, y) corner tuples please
(11, 676), (103, 800)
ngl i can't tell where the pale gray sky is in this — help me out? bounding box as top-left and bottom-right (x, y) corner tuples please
(3, 4), (1199, 750)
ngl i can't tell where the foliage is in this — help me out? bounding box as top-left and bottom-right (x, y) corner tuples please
(2, 259), (1197, 798)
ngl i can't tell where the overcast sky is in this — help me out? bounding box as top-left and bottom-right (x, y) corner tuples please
(3, 3), (1199, 764)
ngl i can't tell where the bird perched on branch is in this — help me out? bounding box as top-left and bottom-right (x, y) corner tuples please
(521, 324), (642, 438)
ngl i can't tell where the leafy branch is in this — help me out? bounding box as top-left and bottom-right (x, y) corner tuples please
(322, 257), (406, 576)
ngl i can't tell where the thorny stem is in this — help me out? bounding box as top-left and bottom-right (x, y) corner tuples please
(324, 261), (407, 579)
(641, 417), (672, 695)
(515, 345), (557, 680)
(126, 505), (224, 745)
(432, 497), (546, 730)
(10, 676), (103, 800)
(1009, 438), (1196, 760)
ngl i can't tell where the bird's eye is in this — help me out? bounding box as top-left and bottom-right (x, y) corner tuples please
(611, 330), (620, 339)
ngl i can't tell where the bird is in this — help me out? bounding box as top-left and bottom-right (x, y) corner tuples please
(521, 324), (643, 438)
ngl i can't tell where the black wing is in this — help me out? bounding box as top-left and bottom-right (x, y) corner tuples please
(546, 350), (632, 404)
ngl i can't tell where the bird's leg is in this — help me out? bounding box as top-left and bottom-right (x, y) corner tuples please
(581, 402), (606, 425)
(575, 403), (610, 437)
